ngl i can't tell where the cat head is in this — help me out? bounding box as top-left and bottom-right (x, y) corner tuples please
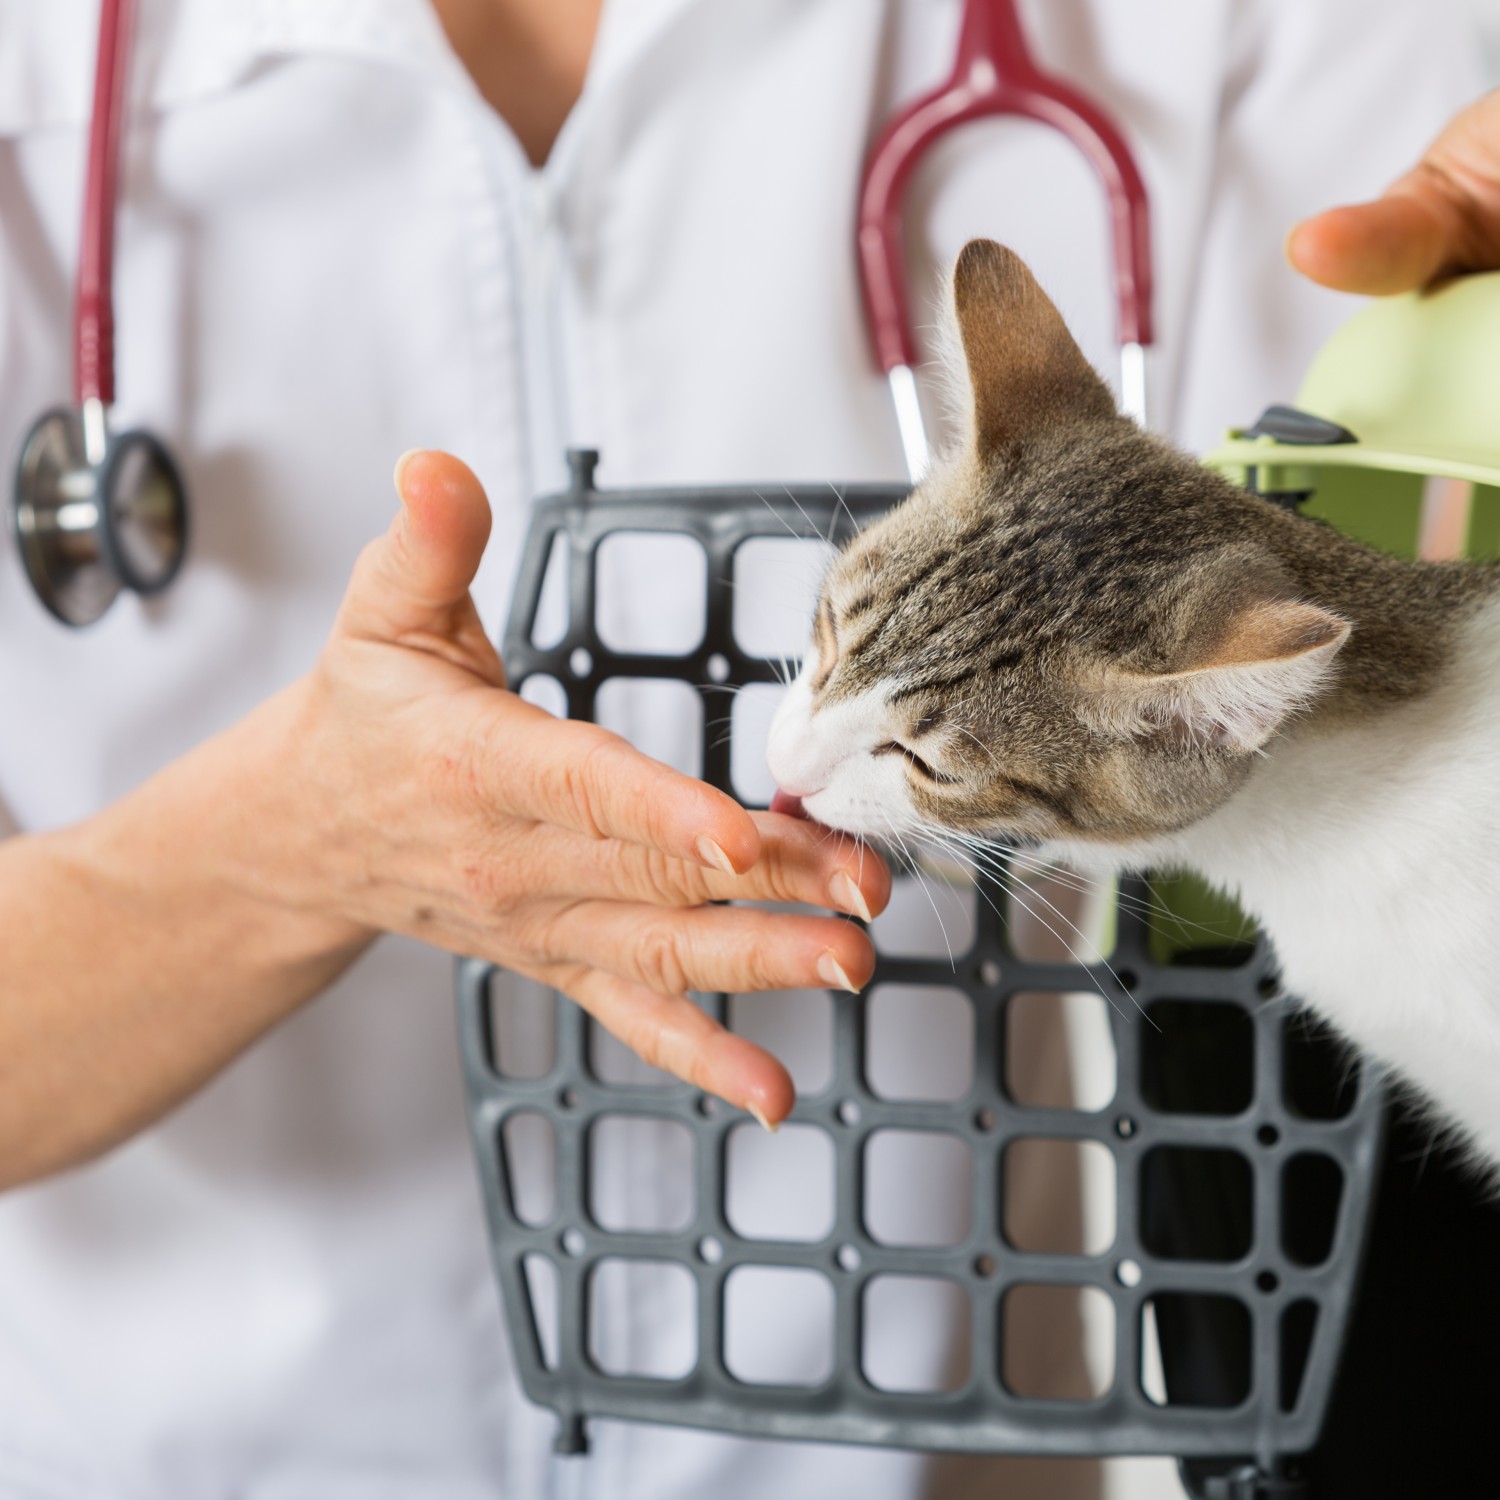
(766, 239), (1350, 852)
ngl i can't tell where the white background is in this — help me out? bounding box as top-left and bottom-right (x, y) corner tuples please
(1469, 0), (1500, 78)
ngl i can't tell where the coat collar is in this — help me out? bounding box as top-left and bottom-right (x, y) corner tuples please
(0, 0), (713, 135)
(0, 0), (467, 133)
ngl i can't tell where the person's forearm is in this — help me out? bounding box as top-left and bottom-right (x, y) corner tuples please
(0, 450), (888, 1186)
(0, 687), (370, 1189)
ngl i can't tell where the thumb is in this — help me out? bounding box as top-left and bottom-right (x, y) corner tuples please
(339, 449), (495, 644)
(1286, 193), (1456, 296)
(1288, 91), (1500, 295)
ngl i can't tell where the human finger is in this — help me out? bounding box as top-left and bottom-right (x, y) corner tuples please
(486, 703), (761, 874)
(1288, 90), (1500, 293)
(1286, 192), (1463, 295)
(538, 899), (877, 998)
(738, 812), (892, 918)
(555, 965), (796, 1126)
(518, 811), (891, 917)
(338, 450), (506, 683)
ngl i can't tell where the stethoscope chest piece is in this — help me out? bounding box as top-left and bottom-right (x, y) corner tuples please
(13, 0), (191, 627)
(14, 406), (188, 627)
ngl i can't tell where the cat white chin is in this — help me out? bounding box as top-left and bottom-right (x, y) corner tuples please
(799, 755), (919, 842)
(766, 671), (921, 840)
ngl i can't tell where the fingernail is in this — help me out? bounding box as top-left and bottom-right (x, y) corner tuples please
(694, 835), (736, 876)
(817, 951), (860, 994)
(747, 1103), (779, 1134)
(393, 448), (423, 494)
(829, 871), (873, 924)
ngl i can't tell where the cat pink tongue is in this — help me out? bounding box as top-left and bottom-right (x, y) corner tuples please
(770, 789), (807, 819)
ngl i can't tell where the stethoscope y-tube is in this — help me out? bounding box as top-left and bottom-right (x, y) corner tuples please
(857, 0), (1153, 480)
(12, 0), (188, 627)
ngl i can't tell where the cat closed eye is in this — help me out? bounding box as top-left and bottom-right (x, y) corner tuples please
(874, 741), (960, 785)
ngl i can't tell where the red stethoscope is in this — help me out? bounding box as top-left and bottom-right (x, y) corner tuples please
(10, 0), (1149, 626)
(12, 0), (188, 628)
(858, 0), (1152, 479)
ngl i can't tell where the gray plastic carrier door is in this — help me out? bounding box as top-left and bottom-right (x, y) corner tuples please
(456, 452), (1382, 1486)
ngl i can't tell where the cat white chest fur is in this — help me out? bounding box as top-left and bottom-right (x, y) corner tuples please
(1104, 598), (1500, 1162)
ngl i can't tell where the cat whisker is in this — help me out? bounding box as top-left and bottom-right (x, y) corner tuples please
(936, 835), (1128, 915)
(881, 809), (956, 968)
(751, 488), (810, 546)
(912, 827), (1154, 1026)
(777, 483), (831, 553)
(826, 484), (870, 560)
(821, 484), (843, 550)
(947, 722), (1003, 771)
(950, 842), (1185, 951)
(926, 824), (1241, 944)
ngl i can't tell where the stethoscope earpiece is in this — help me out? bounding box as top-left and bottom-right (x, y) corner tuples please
(13, 405), (188, 627)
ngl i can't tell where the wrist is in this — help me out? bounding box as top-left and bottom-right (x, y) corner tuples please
(78, 678), (374, 977)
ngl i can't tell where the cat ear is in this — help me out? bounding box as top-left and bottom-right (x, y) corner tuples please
(1081, 600), (1351, 751)
(948, 239), (1117, 457)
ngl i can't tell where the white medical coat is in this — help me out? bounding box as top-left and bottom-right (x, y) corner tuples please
(0, 1), (1478, 1496)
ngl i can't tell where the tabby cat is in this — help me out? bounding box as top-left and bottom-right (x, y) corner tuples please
(768, 240), (1500, 1162)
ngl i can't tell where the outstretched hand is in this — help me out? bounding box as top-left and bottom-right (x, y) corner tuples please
(1288, 90), (1500, 294)
(264, 451), (888, 1127)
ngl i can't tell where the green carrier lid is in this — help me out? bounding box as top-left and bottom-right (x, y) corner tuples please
(1205, 269), (1500, 490)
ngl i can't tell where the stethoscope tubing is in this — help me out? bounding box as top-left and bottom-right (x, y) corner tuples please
(857, 0), (1154, 479)
(77, 0), (132, 442)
